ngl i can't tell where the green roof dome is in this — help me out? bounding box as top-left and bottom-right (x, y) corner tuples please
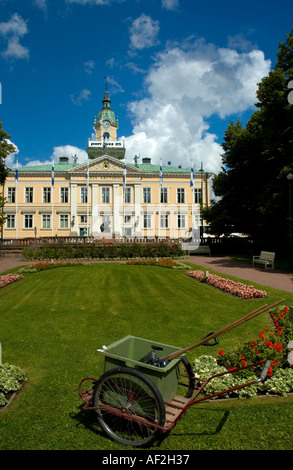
(96, 90), (117, 124)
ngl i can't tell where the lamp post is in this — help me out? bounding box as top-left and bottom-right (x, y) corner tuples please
(287, 172), (293, 269)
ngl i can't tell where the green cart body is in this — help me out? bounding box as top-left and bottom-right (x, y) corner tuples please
(99, 335), (185, 402)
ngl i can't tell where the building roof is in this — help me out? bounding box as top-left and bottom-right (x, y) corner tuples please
(129, 163), (191, 174)
(8, 161), (210, 176)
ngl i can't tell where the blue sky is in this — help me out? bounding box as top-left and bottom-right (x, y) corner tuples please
(1, 0), (292, 173)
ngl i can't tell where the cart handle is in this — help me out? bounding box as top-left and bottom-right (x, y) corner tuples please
(202, 332), (219, 346)
(256, 360), (271, 383)
(161, 299), (285, 362)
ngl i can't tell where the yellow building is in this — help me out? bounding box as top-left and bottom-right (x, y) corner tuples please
(3, 89), (212, 241)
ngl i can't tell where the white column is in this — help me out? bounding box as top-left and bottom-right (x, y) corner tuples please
(91, 183), (99, 237)
(113, 183), (121, 237)
(134, 184), (142, 236)
(70, 183), (78, 235)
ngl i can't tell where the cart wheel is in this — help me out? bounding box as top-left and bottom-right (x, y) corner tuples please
(92, 367), (166, 448)
(181, 357), (195, 398)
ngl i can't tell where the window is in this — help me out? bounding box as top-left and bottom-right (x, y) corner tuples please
(43, 187), (51, 203)
(24, 214), (33, 228)
(160, 214), (169, 229)
(6, 214), (15, 228)
(7, 187), (15, 203)
(60, 187), (69, 203)
(143, 213), (152, 228)
(80, 187), (88, 203)
(194, 188), (202, 203)
(124, 215), (131, 223)
(143, 188), (151, 203)
(101, 187), (110, 203)
(124, 187), (131, 203)
(42, 214), (51, 229)
(80, 215), (88, 224)
(177, 214), (186, 229)
(177, 188), (185, 203)
(25, 187), (34, 203)
(193, 214), (200, 227)
(160, 187), (168, 203)
(59, 214), (69, 229)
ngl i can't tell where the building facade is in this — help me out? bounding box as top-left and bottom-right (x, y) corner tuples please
(2, 90), (212, 240)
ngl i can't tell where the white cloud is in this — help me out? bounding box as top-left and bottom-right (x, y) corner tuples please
(70, 88), (91, 105)
(66, 0), (116, 4)
(0, 13), (29, 60)
(5, 140), (19, 168)
(84, 59), (95, 74)
(52, 145), (88, 163)
(162, 0), (179, 10)
(34, 0), (48, 14)
(106, 76), (125, 94)
(129, 14), (160, 50)
(122, 38), (271, 174)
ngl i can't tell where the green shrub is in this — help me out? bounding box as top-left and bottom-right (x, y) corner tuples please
(217, 305), (293, 374)
(22, 242), (184, 261)
(192, 305), (293, 399)
(0, 363), (26, 406)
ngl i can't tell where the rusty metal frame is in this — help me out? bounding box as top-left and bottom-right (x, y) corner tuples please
(78, 360), (267, 434)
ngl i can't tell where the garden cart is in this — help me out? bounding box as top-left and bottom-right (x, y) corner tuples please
(78, 299), (283, 448)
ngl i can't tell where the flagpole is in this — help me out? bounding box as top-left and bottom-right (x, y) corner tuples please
(190, 159), (194, 234)
(123, 159), (126, 238)
(159, 159), (163, 239)
(15, 158), (18, 240)
(51, 157), (54, 237)
(86, 159), (89, 236)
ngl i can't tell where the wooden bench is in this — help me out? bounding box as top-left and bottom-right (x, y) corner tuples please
(252, 251), (275, 269)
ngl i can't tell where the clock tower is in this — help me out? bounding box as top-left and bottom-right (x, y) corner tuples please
(87, 82), (125, 160)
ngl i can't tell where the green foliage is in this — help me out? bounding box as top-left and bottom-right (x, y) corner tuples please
(203, 29), (293, 247)
(0, 363), (26, 406)
(0, 122), (16, 185)
(191, 306), (293, 399)
(216, 305), (293, 390)
(22, 242), (184, 261)
(192, 355), (260, 398)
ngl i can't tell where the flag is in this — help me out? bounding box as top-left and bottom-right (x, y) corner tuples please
(123, 160), (127, 189)
(160, 159), (163, 188)
(51, 158), (55, 187)
(15, 158), (18, 188)
(190, 161), (194, 188)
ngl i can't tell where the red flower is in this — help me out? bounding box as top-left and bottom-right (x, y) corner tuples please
(218, 350), (224, 356)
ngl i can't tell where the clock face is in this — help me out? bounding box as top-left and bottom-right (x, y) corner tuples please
(102, 120), (110, 128)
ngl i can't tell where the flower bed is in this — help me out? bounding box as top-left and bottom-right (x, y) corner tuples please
(0, 273), (23, 289)
(18, 260), (82, 273)
(187, 270), (267, 299)
(125, 258), (191, 269)
(205, 305), (293, 398)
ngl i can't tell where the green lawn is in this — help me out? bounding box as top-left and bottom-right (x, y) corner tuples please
(0, 262), (292, 450)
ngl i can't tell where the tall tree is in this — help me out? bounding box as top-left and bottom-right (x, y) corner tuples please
(0, 122), (17, 236)
(202, 29), (293, 250)
(0, 122), (16, 184)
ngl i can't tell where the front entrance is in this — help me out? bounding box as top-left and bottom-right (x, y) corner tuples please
(100, 215), (111, 233)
